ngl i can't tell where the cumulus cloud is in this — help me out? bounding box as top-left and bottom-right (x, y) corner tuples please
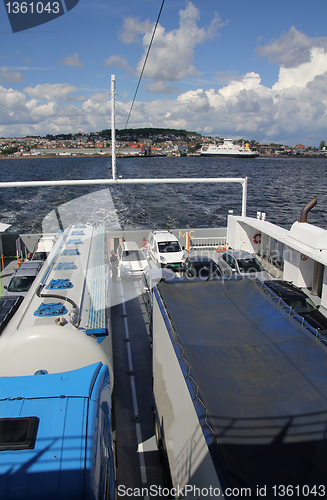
(0, 66), (325, 142)
(137, 62), (327, 141)
(103, 55), (133, 73)
(119, 18), (153, 44)
(23, 83), (79, 102)
(2, 25), (327, 144)
(256, 26), (327, 69)
(59, 53), (83, 67)
(273, 47), (327, 91)
(120, 1), (226, 89)
(0, 67), (24, 83)
(0, 86), (40, 128)
(30, 101), (58, 119)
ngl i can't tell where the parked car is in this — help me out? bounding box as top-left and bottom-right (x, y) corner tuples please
(147, 230), (185, 271)
(217, 250), (271, 280)
(3, 260), (43, 297)
(117, 241), (148, 278)
(263, 280), (327, 334)
(183, 256), (222, 279)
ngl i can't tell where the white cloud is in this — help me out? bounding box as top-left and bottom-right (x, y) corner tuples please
(1, 26), (327, 144)
(256, 26), (327, 69)
(119, 18), (153, 44)
(0, 67), (24, 83)
(23, 83), (79, 102)
(177, 88), (210, 112)
(218, 72), (262, 99)
(30, 101), (58, 119)
(273, 47), (327, 91)
(132, 61), (327, 142)
(59, 53), (83, 68)
(104, 55), (133, 73)
(0, 69), (324, 142)
(0, 86), (37, 129)
(120, 1), (226, 89)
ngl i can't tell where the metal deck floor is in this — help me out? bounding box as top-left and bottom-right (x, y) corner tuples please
(110, 277), (164, 496)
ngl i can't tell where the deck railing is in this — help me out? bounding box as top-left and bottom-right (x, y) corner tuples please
(187, 235), (229, 252)
(0, 177), (248, 217)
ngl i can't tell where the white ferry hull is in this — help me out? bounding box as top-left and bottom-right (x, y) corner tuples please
(201, 138), (259, 158)
(200, 151), (259, 158)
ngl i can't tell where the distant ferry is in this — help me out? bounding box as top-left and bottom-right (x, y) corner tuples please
(200, 138), (259, 158)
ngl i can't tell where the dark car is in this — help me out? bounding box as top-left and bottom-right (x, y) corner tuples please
(264, 280), (327, 334)
(184, 256), (222, 279)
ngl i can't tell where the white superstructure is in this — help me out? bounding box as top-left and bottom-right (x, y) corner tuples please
(201, 138), (259, 157)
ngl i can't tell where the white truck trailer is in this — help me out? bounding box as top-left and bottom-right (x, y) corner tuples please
(152, 277), (327, 499)
(0, 224), (115, 500)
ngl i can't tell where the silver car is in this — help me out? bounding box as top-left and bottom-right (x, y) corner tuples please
(217, 250), (271, 280)
(3, 260), (43, 297)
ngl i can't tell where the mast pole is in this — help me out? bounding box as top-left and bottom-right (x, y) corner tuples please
(111, 74), (116, 181)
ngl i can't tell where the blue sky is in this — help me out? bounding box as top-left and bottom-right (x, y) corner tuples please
(1, 0), (327, 145)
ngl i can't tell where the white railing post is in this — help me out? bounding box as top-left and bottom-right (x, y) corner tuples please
(242, 177), (247, 217)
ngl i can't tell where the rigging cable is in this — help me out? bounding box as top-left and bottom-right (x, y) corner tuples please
(116, 92), (166, 129)
(124, 0), (165, 129)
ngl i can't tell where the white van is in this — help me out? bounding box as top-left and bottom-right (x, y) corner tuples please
(147, 230), (185, 271)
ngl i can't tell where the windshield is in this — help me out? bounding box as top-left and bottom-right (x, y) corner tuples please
(122, 250), (146, 261)
(237, 257), (263, 273)
(158, 241), (181, 253)
(33, 252), (48, 261)
(192, 262), (222, 278)
(284, 296), (317, 314)
(7, 276), (35, 292)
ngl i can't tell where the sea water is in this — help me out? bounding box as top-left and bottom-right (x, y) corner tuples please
(1, 155), (327, 233)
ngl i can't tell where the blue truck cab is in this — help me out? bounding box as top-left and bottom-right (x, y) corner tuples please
(0, 362), (115, 500)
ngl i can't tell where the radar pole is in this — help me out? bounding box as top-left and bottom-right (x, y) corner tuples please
(111, 74), (116, 181)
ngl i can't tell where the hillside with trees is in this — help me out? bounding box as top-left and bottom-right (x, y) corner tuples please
(100, 127), (201, 140)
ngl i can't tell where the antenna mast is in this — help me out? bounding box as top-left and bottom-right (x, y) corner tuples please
(111, 74), (116, 181)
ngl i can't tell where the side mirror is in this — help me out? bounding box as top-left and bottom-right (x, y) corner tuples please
(4, 285), (7, 289)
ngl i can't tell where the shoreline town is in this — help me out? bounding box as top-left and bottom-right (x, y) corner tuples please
(1, 130), (327, 158)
